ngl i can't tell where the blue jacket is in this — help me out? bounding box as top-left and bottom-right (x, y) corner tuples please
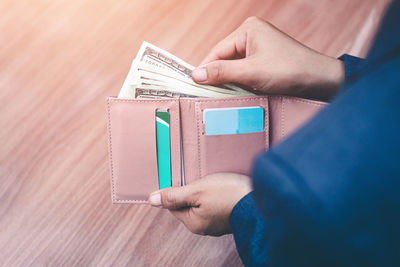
(230, 1), (400, 266)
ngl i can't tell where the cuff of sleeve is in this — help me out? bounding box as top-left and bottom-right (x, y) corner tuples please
(230, 192), (256, 231)
(230, 192), (269, 265)
(338, 54), (365, 82)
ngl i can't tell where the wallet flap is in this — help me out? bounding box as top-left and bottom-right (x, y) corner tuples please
(107, 97), (181, 203)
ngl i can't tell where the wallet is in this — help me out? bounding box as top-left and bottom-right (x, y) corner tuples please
(106, 95), (326, 204)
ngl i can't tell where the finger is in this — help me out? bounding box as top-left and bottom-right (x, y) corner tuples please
(148, 185), (198, 210)
(192, 59), (252, 86)
(200, 30), (247, 65)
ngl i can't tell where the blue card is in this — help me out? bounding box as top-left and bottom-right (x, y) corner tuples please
(203, 106), (264, 135)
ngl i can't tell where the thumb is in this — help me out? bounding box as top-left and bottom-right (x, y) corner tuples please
(192, 59), (250, 86)
(148, 185), (197, 209)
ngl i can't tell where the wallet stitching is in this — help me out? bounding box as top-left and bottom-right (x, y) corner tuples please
(195, 102), (203, 178)
(285, 97), (326, 107)
(107, 99), (116, 203)
(113, 200), (149, 204)
(108, 99), (179, 103)
(264, 98), (269, 149)
(282, 96), (285, 137)
(174, 101), (181, 187)
(179, 97), (268, 104)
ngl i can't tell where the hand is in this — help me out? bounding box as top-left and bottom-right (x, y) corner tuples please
(148, 173), (252, 236)
(192, 16), (345, 101)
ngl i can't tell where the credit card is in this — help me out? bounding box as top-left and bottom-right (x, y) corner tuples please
(156, 111), (172, 189)
(203, 106), (264, 135)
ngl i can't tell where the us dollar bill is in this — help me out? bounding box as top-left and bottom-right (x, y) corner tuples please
(134, 88), (198, 99)
(118, 41), (254, 99)
(134, 62), (241, 95)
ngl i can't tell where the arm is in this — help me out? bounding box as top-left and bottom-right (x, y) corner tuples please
(250, 52), (400, 265)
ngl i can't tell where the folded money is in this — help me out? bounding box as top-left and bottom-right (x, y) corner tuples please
(118, 41), (254, 99)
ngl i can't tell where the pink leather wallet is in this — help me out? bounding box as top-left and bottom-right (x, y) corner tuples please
(106, 95), (326, 204)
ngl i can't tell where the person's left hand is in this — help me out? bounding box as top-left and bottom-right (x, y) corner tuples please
(148, 173), (252, 236)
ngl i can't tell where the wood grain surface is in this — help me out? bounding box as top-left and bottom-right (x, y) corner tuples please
(0, 0), (390, 266)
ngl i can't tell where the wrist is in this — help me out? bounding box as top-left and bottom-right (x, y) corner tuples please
(324, 57), (345, 91)
(308, 55), (345, 101)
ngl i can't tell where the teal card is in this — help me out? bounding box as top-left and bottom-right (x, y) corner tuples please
(203, 106), (264, 135)
(156, 111), (172, 189)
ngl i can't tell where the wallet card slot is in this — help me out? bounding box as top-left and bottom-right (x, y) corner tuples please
(193, 97), (269, 180)
(107, 97), (181, 203)
(178, 99), (199, 185)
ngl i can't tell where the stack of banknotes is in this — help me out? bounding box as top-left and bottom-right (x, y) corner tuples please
(118, 41), (254, 99)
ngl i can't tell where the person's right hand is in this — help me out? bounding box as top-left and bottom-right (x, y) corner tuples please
(192, 17), (345, 101)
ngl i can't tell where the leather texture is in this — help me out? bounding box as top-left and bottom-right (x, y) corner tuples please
(106, 95), (326, 203)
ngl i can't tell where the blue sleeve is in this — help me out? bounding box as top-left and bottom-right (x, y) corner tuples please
(338, 54), (365, 82)
(250, 40), (400, 266)
(230, 192), (268, 266)
(229, 55), (367, 267)
(229, 54), (368, 267)
(230, 2), (400, 265)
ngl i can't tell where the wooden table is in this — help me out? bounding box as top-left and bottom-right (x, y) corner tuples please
(0, 0), (389, 266)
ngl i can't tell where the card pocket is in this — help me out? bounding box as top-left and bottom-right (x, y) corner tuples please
(269, 96), (327, 145)
(193, 97), (269, 180)
(106, 97), (181, 203)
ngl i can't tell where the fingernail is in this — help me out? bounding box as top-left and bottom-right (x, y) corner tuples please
(148, 192), (162, 207)
(192, 68), (207, 82)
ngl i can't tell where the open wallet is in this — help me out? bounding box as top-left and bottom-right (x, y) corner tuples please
(106, 95), (326, 204)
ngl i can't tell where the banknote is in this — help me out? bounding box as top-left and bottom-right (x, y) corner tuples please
(134, 62), (241, 95)
(118, 42), (254, 99)
(135, 76), (241, 98)
(134, 88), (197, 99)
